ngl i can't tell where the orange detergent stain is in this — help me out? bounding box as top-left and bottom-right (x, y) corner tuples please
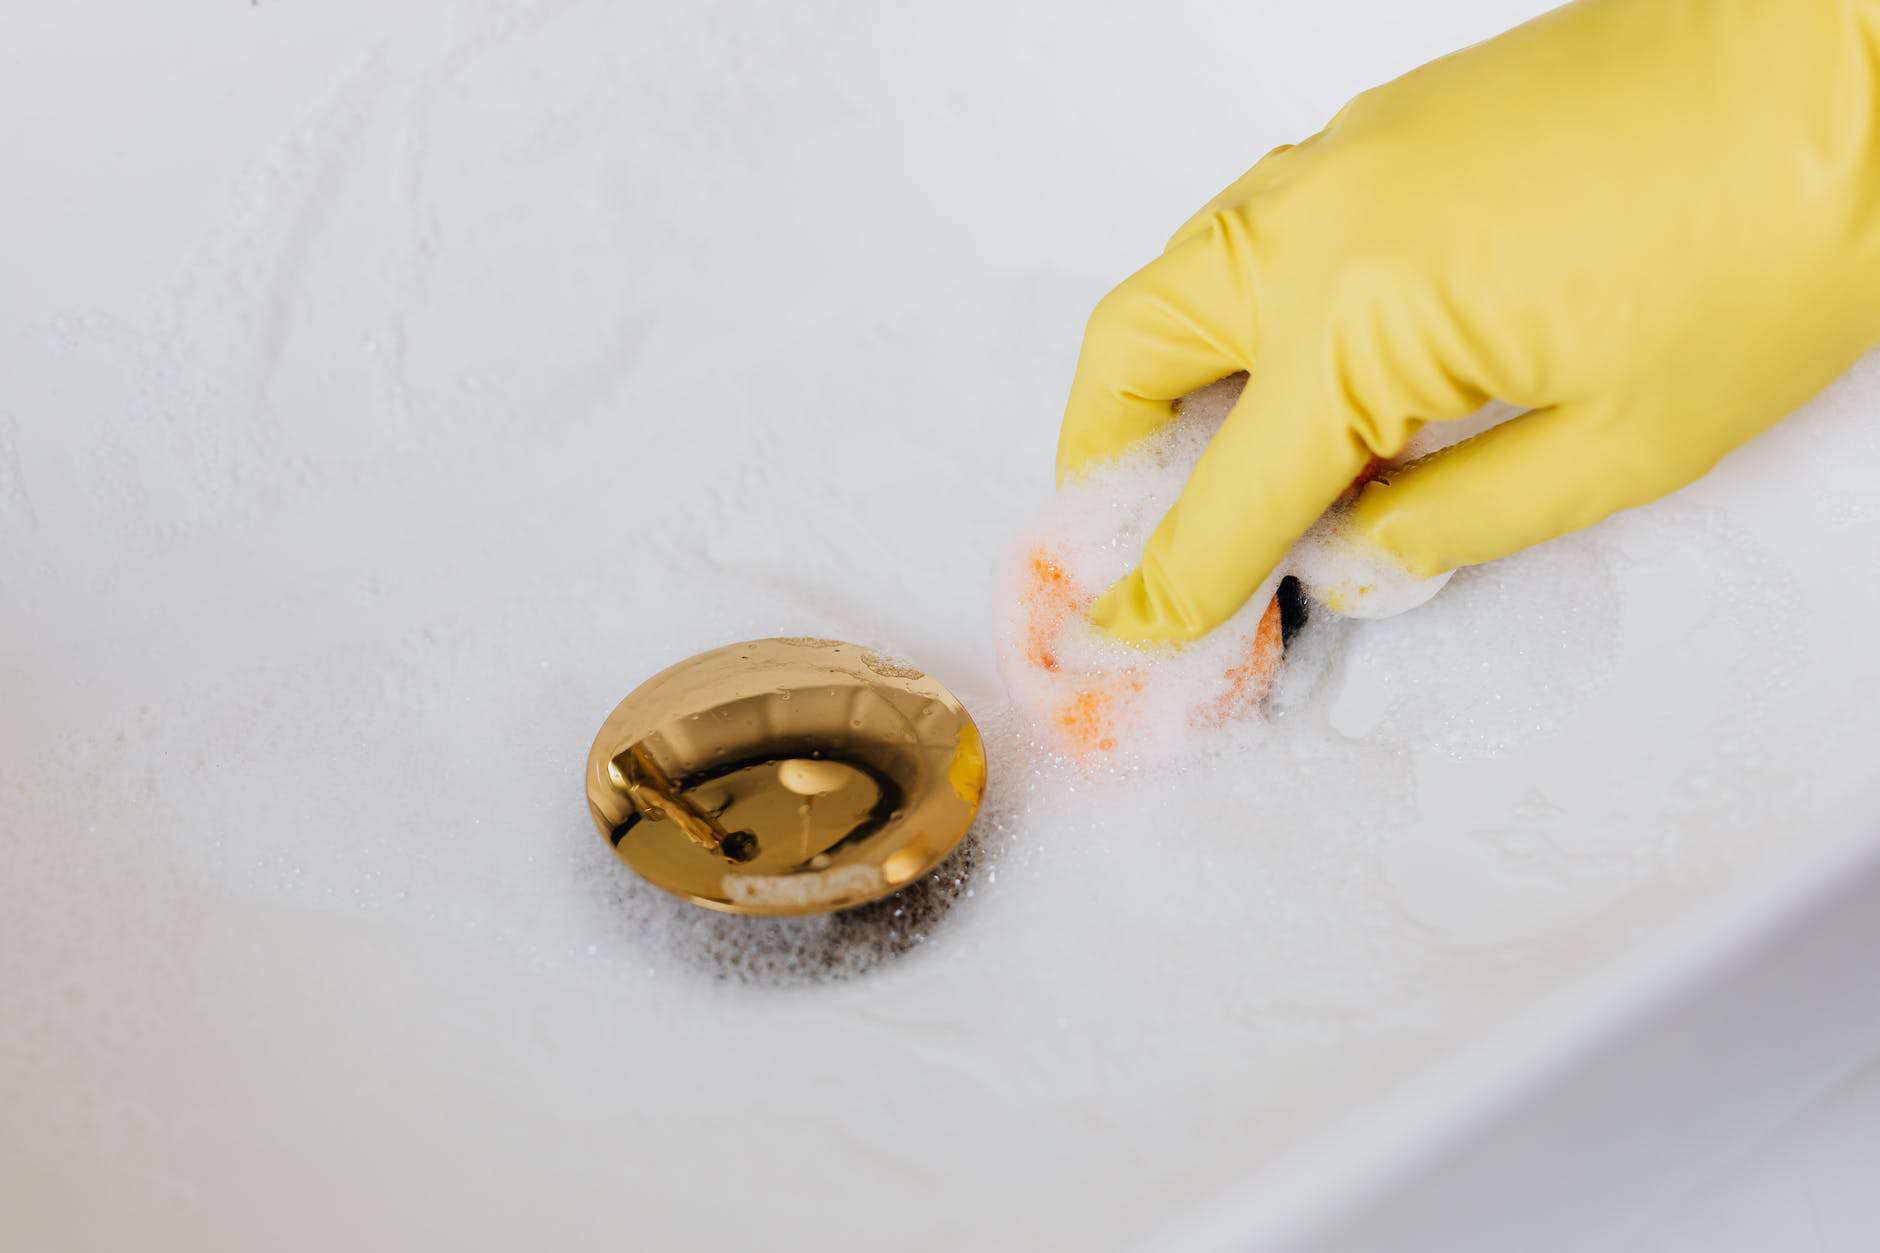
(1191, 596), (1283, 729)
(1018, 542), (1283, 755)
(1055, 686), (1117, 754)
(1052, 673), (1146, 756)
(1024, 545), (1083, 671)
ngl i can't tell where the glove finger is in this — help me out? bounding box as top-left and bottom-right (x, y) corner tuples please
(1348, 400), (1705, 575)
(1164, 143), (1297, 252)
(1055, 221), (1259, 485)
(1088, 361), (1375, 643)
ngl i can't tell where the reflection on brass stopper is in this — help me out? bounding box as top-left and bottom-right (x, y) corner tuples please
(585, 638), (986, 918)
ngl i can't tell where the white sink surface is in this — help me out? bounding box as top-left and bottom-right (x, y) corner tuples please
(5, 2), (1879, 1249)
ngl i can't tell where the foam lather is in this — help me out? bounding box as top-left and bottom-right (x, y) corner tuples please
(998, 376), (1451, 759)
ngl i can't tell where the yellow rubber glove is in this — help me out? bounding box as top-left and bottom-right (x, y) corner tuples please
(1058, 0), (1880, 643)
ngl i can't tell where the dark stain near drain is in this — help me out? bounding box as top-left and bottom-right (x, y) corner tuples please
(718, 830), (760, 863)
(617, 828), (983, 984)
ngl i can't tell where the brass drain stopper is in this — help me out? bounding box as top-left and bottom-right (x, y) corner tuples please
(585, 638), (986, 917)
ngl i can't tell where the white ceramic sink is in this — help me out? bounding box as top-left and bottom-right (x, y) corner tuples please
(5, 2), (1878, 1249)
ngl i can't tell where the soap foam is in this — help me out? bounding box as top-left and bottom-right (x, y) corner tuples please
(997, 374), (1452, 762)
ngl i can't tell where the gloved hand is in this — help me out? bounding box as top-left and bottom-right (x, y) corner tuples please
(1058, 0), (1880, 643)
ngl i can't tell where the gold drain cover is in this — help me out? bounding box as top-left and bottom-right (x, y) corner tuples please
(585, 638), (986, 917)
